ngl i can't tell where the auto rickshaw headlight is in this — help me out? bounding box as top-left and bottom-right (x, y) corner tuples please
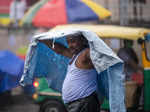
(32, 93), (38, 99)
(33, 81), (39, 88)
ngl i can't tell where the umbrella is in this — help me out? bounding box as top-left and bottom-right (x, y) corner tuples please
(20, 0), (111, 27)
(20, 0), (49, 27)
(0, 50), (24, 93)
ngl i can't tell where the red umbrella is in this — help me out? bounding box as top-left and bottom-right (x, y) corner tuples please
(21, 0), (111, 28)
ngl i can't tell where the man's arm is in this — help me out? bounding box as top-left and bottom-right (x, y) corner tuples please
(39, 39), (73, 58)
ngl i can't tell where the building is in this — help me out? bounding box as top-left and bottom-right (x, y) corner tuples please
(93, 0), (150, 27)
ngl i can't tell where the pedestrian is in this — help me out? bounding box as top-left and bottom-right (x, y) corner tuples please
(9, 0), (27, 27)
(117, 40), (142, 80)
(40, 33), (100, 112)
(20, 29), (126, 112)
(117, 40), (144, 110)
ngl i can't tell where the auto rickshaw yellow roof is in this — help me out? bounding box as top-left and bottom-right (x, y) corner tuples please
(50, 24), (150, 40)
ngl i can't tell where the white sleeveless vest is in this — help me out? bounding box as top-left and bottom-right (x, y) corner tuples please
(62, 50), (97, 103)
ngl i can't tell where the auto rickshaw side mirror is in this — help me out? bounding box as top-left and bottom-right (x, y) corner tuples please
(138, 38), (144, 45)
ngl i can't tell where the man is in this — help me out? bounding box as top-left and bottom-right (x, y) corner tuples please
(117, 40), (143, 110)
(9, 0), (27, 27)
(117, 40), (142, 80)
(40, 32), (100, 112)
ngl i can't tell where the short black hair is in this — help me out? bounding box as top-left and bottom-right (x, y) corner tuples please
(67, 32), (89, 48)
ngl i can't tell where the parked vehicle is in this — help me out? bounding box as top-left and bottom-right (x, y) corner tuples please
(33, 78), (66, 112)
(31, 24), (150, 112)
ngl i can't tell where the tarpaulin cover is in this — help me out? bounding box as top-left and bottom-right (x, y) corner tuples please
(20, 29), (126, 112)
(0, 50), (24, 93)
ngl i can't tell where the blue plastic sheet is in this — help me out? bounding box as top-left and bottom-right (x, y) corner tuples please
(0, 50), (24, 93)
(33, 40), (69, 91)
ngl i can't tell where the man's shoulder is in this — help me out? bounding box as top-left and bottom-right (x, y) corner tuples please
(78, 48), (90, 62)
(77, 48), (94, 68)
(82, 48), (90, 54)
(79, 48), (89, 57)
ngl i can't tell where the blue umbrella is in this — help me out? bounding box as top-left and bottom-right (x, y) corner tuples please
(0, 50), (24, 93)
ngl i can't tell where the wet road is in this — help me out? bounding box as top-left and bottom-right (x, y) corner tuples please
(0, 88), (39, 112)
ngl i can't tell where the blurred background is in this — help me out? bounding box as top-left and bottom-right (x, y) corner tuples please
(0, 0), (150, 53)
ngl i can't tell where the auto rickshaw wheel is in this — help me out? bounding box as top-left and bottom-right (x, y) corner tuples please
(40, 99), (67, 112)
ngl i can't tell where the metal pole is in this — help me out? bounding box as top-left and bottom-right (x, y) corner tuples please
(104, 0), (109, 9)
(14, 0), (17, 25)
(119, 0), (129, 25)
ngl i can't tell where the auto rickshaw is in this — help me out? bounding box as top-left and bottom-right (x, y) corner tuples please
(31, 24), (150, 112)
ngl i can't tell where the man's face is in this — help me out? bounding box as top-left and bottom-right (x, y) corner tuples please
(66, 37), (84, 55)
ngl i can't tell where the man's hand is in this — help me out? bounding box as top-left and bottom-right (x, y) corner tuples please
(39, 39), (72, 58)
